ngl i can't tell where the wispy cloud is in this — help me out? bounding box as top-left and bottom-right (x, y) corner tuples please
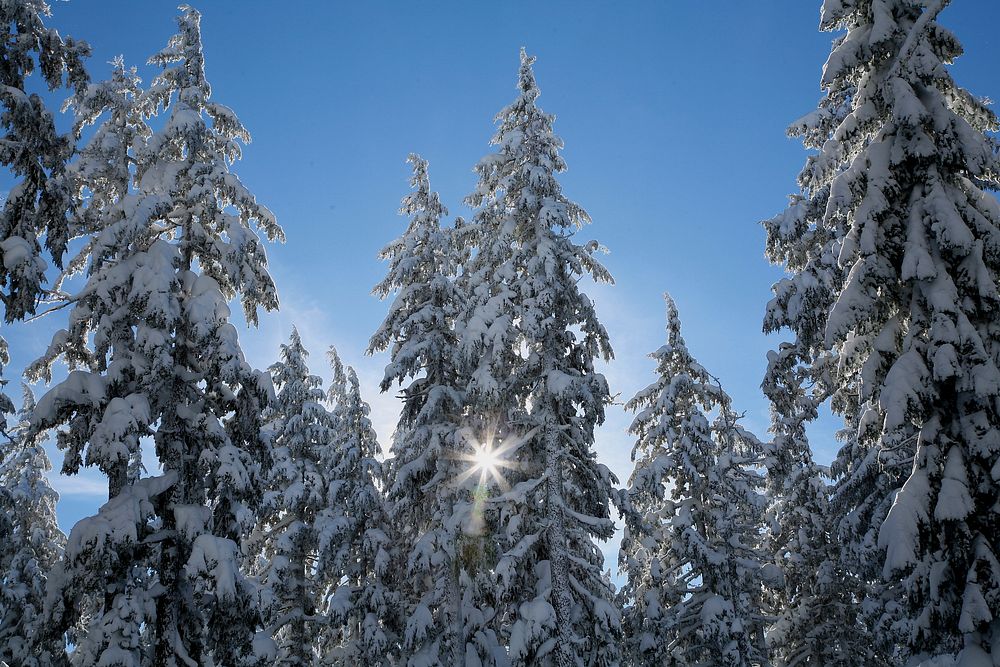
(50, 474), (108, 499)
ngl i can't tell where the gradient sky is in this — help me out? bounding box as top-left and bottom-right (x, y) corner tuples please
(7, 1), (997, 536)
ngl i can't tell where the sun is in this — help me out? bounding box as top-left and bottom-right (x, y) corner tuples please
(464, 439), (513, 488)
(452, 422), (535, 492)
(471, 441), (503, 478)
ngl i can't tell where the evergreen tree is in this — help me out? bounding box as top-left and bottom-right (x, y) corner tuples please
(28, 7), (283, 665)
(320, 348), (397, 665)
(458, 49), (620, 666)
(0, 388), (64, 667)
(767, 0), (1000, 662)
(21, 54), (156, 667)
(29, 55), (150, 498)
(760, 9), (894, 661)
(619, 295), (769, 667)
(0, 0), (89, 324)
(761, 344), (885, 666)
(370, 154), (499, 665)
(0, 0), (88, 459)
(256, 328), (338, 665)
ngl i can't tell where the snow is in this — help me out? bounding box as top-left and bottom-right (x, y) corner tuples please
(186, 534), (240, 602)
(67, 474), (175, 560)
(620, 296), (769, 665)
(3, 0), (998, 664)
(0, 236), (39, 271)
(935, 447), (974, 521)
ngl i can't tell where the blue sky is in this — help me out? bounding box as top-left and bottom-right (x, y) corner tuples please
(9, 1), (998, 533)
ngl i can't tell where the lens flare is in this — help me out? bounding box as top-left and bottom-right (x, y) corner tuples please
(454, 422), (534, 491)
(450, 422), (537, 535)
(471, 441), (502, 479)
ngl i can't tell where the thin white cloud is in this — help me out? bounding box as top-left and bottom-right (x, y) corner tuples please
(50, 474), (108, 499)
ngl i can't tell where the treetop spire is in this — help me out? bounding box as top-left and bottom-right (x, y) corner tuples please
(517, 47), (538, 96)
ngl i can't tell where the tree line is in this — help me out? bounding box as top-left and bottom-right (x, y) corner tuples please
(1, 1), (998, 666)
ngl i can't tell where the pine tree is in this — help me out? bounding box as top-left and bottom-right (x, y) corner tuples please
(0, 388), (64, 667)
(29, 55), (150, 498)
(760, 9), (895, 661)
(20, 54), (157, 667)
(0, 0), (89, 460)
(141, 8), (281, 663)
(0, 0), (89, 323)
(761, 344), (885, 666)
(457, 49), (621, 666)
(369, 154), (499, 665)
(320, 348), (397, 665)
(256, 328), (338, 665)
(767, 0), (1000, 662)
(28, 7), (283, 665)
(619, 295), (769, 667)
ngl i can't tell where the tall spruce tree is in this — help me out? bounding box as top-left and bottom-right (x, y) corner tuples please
(321, 348), (397, 665)
(760, 11), (894, 663)
(457, 49), (621, 666)
(369, 155), (500, 665)
(0, 388), (64, 667)
(28, 7), (283, 665)
(619, 295), (769, 667)
(766, 0), (1000, 663)
(257, 329), (339, 665)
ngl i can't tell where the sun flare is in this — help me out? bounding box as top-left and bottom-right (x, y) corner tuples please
(452, 423), (536, 493)
(471, 442), (502, 477)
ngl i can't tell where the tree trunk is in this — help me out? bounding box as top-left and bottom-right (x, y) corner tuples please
(545, 423), (575, 667)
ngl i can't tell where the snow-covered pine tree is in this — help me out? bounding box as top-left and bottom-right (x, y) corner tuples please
(768, 0), (1000, 663)
(27, 7), (283, 665)
(320, 348), (397, 665)
(30, 55), (150, 498)
(761, 343), (886, 666)
(140, 8), (281, 663)
(619, 295), (769, 667)
(0, 0), (88, 459)
(457, 49), (620, 666)
(0, 387), (64, 667)
(369, 154), (501, 666)
(256, 328), (338, 665)
(0, 0), (89, 324)
(760, 9), (898, 661)
(19, 55), (158, 667)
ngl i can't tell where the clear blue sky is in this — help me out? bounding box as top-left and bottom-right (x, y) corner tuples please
(11, 1), (997, 533)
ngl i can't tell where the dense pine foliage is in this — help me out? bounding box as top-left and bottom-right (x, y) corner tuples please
(0, 1), (998, 665)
